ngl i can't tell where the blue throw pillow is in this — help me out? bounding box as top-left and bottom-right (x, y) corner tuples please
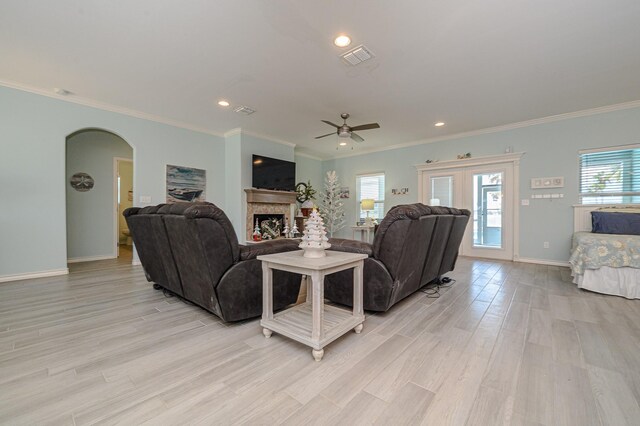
(591, 211), (640, 235)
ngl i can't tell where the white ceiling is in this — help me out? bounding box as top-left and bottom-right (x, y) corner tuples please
(2, 0), (640, 158)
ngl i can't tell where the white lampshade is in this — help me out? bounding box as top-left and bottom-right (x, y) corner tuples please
(361, 199), (375, 211)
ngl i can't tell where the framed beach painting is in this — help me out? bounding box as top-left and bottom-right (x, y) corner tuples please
(166, 164), (206, 203)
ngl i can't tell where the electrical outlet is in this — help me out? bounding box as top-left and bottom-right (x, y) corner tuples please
(521, 199), (530, 206)
(140, 195), (152, 203)
(543, 242), (549, 249)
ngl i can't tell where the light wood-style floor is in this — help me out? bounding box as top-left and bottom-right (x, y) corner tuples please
(1, 257), (640, 425)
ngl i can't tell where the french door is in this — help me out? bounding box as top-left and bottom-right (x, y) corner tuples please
(419, 158), (517, 261)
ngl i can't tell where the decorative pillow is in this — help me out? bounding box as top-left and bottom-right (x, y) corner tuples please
(591, 211), (640, 235)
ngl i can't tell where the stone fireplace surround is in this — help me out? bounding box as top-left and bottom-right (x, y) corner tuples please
(244, 188), (297, 241)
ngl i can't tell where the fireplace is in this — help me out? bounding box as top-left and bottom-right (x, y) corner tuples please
(253, 214), (285, 240)
(244, 188), (297, 241)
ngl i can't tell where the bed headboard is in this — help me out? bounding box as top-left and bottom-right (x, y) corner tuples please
(573, 204), (640, 232)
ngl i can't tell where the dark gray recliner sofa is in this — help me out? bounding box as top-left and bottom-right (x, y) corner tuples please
(124, 202), (302, 322)
(325, 203), (470, 311)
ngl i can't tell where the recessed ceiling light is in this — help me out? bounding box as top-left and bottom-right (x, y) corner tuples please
(434, 122), (445, 127)
(339, 141), (347, 146)
(334, 35), (351, 48)
(218, 100), (230, 107)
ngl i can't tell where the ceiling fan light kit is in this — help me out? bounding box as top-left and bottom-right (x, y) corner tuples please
(315, 113), (380, 148)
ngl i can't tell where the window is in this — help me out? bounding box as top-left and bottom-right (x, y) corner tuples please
(579, 144), (640, 204)
(357, 173), (385, 221)
(430, 176), (453, 207)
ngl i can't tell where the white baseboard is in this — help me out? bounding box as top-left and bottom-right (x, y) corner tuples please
(132, 259), (142, 266)
(517, 257), (570, 267)
(67, 254), (116, 263)
(0, 268), (69, 283)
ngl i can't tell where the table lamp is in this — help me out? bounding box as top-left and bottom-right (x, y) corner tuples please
(361, 198), (375, 225)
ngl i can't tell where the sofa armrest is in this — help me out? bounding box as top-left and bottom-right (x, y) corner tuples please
(328, 238), (373, 256)
(239, 239), (301, 261)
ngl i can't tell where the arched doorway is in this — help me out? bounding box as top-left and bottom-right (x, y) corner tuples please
(65, 128), (134, 265)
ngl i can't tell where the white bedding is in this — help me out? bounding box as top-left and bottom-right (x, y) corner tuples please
(570, 205), (640, 299)
(574, 266), (640, 299)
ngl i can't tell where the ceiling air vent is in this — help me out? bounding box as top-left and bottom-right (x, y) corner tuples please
(234, 105), (256, 115)
(340, 45), (374, 66)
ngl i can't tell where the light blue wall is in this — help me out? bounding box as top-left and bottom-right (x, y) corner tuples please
(295, 153), (324, 193)
(240, 133), (295, 191)
(0, 86), (225, 278)
(239, 133), (295, 240)
(223, 131), (296, 241)
(224, 132), (243, 236)
(323, 106), (640, 262)
(66, 130), (132, 260)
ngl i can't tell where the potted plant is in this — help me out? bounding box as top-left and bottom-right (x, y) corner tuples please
(296, 180), (316, 217)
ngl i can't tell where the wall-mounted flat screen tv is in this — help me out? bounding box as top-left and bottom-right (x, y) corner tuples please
(252, 155), (296, 191)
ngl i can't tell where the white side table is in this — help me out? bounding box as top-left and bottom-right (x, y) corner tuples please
(351, 225), (375, 243)
(258, 250), (367, 361)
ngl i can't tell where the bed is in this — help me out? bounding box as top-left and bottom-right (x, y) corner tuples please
(570, 204), (640, 299)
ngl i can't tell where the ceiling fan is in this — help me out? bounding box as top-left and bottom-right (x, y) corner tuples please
(315, 113), (380, 143)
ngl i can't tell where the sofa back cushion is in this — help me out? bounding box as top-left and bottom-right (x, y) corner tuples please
(372, 204), (436, 304)
(438, 209), (471, 276)
(421, 213), (454, 286)
(162, 203), (237, 316)
(124, 205), (183, 296)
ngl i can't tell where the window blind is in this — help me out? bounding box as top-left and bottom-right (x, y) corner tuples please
(579, 145), (640, 204)
(431, 176), (453, 207)
(357, 173), (385, 219)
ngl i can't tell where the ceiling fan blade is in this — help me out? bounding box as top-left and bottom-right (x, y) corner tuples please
(315, 132), (335, 139)
(321, 120), (340, 128)
(350, 123), (380, 131)
(350, 132), (364, 143)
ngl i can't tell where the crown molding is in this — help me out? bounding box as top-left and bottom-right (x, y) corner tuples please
(328, 99), (640, 160)
(239, 129), (297, 148)
(294, 150), (324, 161)
(4, 78), (639, 161)
(223, 127), (296, 148)
(0, 79), (225, 138)
(223, 128), (243, 138)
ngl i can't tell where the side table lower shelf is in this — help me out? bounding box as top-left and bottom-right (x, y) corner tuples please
(261, 302), (364, 351)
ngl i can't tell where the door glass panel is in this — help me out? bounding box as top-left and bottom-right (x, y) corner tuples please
(473, 172), (503, 248)
(430, 176), (453, 206)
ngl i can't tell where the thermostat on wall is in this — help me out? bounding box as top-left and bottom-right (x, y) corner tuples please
(531, 176), (564, 189)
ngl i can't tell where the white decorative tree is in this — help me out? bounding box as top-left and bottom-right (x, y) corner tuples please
(318, 170), (346, 237)
(299, 209), (331, 258)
